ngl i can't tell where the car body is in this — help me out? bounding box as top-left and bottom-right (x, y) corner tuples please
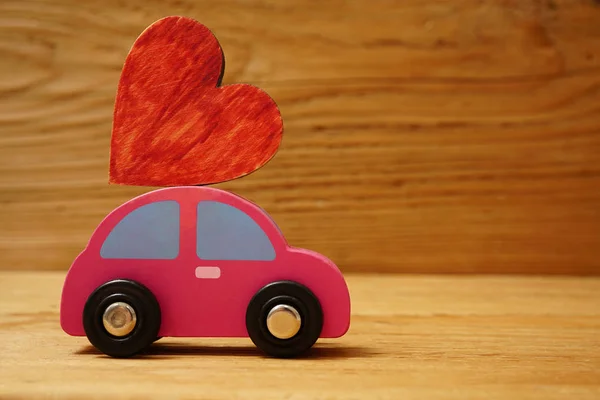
(60, 186), (351, 341)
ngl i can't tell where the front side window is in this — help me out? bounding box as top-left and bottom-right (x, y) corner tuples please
(100, 201), (180, 259)
(196, 201), (275, 261)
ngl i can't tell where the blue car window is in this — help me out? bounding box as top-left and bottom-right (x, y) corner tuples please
(100, 201), (180, 260)
(196, 201), (275, 261)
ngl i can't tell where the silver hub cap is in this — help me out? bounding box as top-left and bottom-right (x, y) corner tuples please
(266, 304), (302, 339)
(102, 302), (137, 337)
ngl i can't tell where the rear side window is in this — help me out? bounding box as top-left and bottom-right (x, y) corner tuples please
(101, 201), (180, 259)
(196, 201), (275, 261)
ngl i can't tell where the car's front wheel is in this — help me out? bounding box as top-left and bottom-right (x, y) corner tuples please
(83, 279), (161, 358)
(246, 281), (323, 358)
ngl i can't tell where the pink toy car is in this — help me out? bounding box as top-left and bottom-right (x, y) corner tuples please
(60, 186), (351, 358)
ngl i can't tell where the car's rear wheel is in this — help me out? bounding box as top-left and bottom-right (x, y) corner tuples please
(83, 279), (161, 358)
(246, 281), (323, 358)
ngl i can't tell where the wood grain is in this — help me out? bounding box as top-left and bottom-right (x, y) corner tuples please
(110, 16), (283, 186)
(1, 272), (599, 399)
(1, 0), (600, 273)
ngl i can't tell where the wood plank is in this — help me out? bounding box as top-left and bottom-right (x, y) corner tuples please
(2, 0), (600, 84)
(1, 0), (600, 273)
(1, 272), (599, 399)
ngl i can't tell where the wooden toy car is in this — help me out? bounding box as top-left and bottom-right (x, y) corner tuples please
(60, 186), (351, 358)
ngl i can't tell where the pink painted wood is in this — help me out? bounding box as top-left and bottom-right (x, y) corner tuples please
(60, 187), (350, 339)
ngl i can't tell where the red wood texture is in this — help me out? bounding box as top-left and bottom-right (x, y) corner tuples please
(109, 16), (283, 187)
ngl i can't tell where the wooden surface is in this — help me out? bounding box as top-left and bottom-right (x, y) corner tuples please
(2, 0), (600, 274)
(1, 272), (599, 399)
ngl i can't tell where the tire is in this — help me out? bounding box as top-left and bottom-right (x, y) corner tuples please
(83, 279), (161, 358)
(246, 281), (323, 358)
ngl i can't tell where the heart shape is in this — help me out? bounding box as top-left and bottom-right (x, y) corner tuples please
(109, 16), (283, 186)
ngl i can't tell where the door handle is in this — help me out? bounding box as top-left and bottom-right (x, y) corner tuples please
(195, 266), (221, 279)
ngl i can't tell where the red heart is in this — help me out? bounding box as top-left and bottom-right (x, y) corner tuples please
(109, 16), (283, 186)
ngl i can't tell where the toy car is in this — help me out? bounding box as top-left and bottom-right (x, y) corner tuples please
(60, 186), (351, 358)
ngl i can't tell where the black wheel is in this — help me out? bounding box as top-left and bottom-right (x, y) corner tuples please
(246, 281), (323, 358)
(83, 279), (161, 358)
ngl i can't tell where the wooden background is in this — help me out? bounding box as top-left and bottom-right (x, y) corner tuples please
(1, 0), (600, 274)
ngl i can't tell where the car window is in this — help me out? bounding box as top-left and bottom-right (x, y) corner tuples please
(101, 201), (180, 259)
(196, 201), (275, 261)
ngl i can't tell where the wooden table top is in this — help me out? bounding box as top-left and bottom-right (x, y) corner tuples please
(1, 271), (599, 399)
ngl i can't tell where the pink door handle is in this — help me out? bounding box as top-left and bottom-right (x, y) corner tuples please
(195, 266), (221, 279)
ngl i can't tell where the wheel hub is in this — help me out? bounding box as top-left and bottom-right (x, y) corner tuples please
(102, 301), (137, 337)
(266, 304), (302, 339)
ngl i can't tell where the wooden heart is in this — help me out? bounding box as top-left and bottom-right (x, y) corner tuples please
(109, 16), (283, 186)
